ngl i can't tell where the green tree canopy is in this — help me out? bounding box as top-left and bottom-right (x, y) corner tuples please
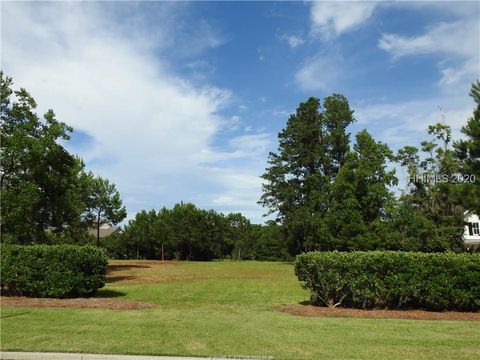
(455, 80), (480, 215)
(394, 118), (465, 251)
(84, 176), (127, 246)
(1, 72), (127, 245)
(259, 95), (355, 254)
(1, 72), (87, 243)
(326, 130), (397, 250)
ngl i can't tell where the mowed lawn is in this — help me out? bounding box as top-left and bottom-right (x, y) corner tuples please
(1, 261), (479, 360)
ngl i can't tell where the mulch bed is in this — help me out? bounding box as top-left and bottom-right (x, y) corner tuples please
(276, 304), (480, 321)
(0, 296), (156, 310)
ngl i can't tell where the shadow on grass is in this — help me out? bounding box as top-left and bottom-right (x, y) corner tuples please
(106, 275), (136, 283)
(107, 264), (150, 272)
(299, 300), (313, 306)
(0, 311), (30, 319)
(95, 289), (127, 298)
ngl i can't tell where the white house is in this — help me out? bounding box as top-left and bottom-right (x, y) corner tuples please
(464, 213), (480, 250)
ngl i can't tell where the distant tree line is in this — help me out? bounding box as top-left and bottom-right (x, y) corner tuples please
(103, 204), (290, 261)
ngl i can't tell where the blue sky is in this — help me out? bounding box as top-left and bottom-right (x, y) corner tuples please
(2, 1), (479, 223)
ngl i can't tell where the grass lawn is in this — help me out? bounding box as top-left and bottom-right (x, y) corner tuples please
(1, 260), (479, 359)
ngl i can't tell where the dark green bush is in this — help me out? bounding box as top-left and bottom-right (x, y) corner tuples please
(295, 251), (480, 311)
(1, 244), (108, 297)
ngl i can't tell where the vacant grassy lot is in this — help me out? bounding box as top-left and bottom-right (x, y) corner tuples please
(1, 261), (479, 360)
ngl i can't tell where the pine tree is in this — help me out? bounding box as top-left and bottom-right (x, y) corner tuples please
(326, 130), (397, 250)
(259, 95), (355, 254)
(455, 80), (480, 215)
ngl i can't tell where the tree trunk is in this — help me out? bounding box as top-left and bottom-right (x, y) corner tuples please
(96, 212), (101, 246)
(0, 172), (5, 244)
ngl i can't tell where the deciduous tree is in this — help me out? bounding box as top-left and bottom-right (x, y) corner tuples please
(0, 73), (87, 243)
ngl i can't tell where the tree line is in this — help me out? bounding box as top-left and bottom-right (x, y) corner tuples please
(103, 204), (290, 261)
(2, 70), (479, 258)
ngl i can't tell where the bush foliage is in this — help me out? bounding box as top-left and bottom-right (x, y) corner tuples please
(295, 251), (480, 311)
(1, 244), (108, 297)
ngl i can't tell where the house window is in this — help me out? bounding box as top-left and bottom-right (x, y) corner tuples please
(473, 223), (480, 235)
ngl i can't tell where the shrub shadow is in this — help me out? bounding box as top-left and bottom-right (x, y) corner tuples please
(299, 300), (313, 306)
(106, 275), (136, 283)
(107, 264), (150, 272)
(95, 289), (127, 298)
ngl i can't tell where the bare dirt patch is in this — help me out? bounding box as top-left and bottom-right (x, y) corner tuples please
(277, 304), (480, 321)
(144, 260), (178, 265)
(106, 275), (137, 283)
(107, 264), (151, 272)
(105, 260), (208, 285)
(0, 296), (156, 310)
(106, 261), (180, 284)
(108, 260), (177, 268)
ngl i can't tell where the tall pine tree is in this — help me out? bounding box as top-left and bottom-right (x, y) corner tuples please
(259, 95), (354, 254)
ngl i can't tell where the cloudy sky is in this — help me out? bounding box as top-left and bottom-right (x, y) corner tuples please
(2, 1), (479, 223)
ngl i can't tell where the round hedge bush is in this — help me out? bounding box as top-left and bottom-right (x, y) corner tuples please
(1, 244), (108, 297)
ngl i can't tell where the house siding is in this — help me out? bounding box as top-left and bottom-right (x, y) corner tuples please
(464, 213), (480, 248)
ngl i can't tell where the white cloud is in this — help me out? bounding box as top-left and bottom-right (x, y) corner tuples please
(258, 48), (265, 62)
(439, 59), (479, 87)
(361, 4), (479, 147)
(310, 1), (378, 39)
(379, 19), (479, 88)
(309, 0), (478, 41)
(177, 18), (228, 57)
(229, 134), (271, 156)
(306, 2), (479, 91)
(226, 115), (242, 131)
(355, 95), (474, 147)
(299, 1), (378, 91)
(282, 34), (305, 48)
(272, 109), (291, 118)
(295, 52), (343, 91)
(2, 2), (269, 223)
(353, 4), (478, 184)
(192, 133), (272, 164)
(378, 21), (478, 59)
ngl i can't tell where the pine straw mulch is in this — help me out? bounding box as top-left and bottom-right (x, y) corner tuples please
(276, 304), (480, 321)
(0, 296), (156, 310)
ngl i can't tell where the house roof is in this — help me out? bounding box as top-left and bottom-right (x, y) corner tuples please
(88, 226), (122, 238)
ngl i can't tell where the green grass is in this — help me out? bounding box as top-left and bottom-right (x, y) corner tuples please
(2, 261), (480, 359)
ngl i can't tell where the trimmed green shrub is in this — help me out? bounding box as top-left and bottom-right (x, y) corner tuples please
(295, 251), (480, 311)
(1, 244), (108, 297)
